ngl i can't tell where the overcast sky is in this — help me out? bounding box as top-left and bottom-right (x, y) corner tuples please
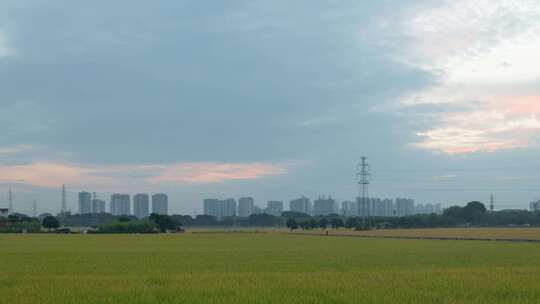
(1, 0), (540, 215)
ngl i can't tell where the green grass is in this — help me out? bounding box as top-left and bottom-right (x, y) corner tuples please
(1, 233), (540, 303)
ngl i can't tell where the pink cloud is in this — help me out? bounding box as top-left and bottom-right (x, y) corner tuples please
(0, 161), (289, 189)
(151, 162), (287, 184)
(413, 99), (540, 154)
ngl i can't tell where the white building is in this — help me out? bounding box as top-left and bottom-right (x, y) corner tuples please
(313, 196), (337, 216)
(110, 194), (130, 216)
(78, 191), (92, 214)
(237, 197), (254, 217)
(221, 198), (237, 217)
(531, 200), (540, 212)
(203, 198), (221, 218)
(266, 201), (284, 216)
(341, 201), (357, 217)
(372, 198), (394, 217)
(152, 194), (168, 215)
(134, 193), (150, 218)
(290, 197), (311, 215)
(91, 199), (106, 214)
(395, 198), (415, 217)
(357, 197), (370, 217)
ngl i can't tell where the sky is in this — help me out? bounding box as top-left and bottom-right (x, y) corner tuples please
(1, 0), (540, 215)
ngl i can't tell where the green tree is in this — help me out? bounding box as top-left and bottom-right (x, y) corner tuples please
(42, 216), (60, 232)
(286, 218), (299, 231)
(330, 218), (344, 229)
(150, 213), (180, 232)
(319, 218), (328, 229)
(463, 201), (487, 224)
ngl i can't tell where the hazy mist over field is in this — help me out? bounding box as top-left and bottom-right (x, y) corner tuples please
(1, 0), (540, 214)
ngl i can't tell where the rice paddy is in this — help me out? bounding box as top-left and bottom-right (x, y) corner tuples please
(1, 232), (540, 303)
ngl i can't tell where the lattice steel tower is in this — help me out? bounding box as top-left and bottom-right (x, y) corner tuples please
(61, 184), (67, 214)
(8, 189), (13, 214)
(356, 157), (370, 212)
(489, 194), (494, 212)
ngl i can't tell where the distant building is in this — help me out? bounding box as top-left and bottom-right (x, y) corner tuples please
(531, 200), (540, 212)
(341, 201), (357, 216)
(152, 194), (168, 215)
(203, 198), (221, 218)
(252, 205), (264, 214)
(313, 196), (337, 216)
(134, 193), (150, 218)
(238, 197), (254, 217)
(371, 198), (394, 217)
(290, 197), (311, 215)
(395, 198), (415, 217)
(221, 198), (237, 217)
(266, 201), (284, 216)
(91, 199), (106, 214)
(357, 197), (370, 217)
(78, 191), (92, 214)
(414, 203), (442, 215)
(110, 194), (130, 216)
(0, 208), (8, 217)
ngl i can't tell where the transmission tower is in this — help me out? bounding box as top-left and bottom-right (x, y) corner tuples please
(8, 189), (13, 214)
(32, 200), (37, 218)
(61, 184), (67, 214)
(356, 157), (370, 216)
(489, 194), (494, 212)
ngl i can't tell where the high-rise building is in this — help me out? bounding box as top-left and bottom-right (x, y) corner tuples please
(134, 193), (150, 218)
(289, 197), (311, 215)
(266, 201), (283, 216)
(238, 197), (254, 217)
(341, 201), (357, 216)
(357, 196), (370, 217)
(78, 191), (92, 214)
(221, 198), (237, 217)
(91, 199), (106, 214)
(313, 196), (337, 216)
(203, 198), (221, 218)
(110, 194), (130, 216)
(531, 200), (540, 212)
(395, 198), (415, 217)
(371, 198), (394, 217)
(152, 194), (168, 215)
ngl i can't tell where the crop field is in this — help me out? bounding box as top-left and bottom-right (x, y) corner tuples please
(316, 227), (540, 240)
(1, 233), (540, 304)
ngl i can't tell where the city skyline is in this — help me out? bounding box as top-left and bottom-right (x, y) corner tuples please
(1, 1), (540, 214)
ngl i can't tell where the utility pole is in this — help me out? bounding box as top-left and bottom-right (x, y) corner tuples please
(489, 194), (494, 212)
(61, 184), (67, 214)
(356, 157), (370, 217)
(8, 189), (13, 215)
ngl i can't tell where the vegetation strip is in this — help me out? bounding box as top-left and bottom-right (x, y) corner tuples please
(283, 232), (540, 243)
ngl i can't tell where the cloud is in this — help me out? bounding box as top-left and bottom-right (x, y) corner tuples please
(0, 144), (34, 155)
(0, 161), (290, 189)
(0, 31), (15, 58)
(396, 0), (540, 154)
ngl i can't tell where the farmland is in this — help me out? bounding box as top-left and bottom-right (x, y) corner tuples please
(312, 227), (540, 240)
(1, 233), (540, 304)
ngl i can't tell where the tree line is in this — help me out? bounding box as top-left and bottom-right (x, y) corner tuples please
(3, 201), (540, 233)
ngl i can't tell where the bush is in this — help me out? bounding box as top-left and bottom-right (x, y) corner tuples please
(97, 219), (158, 234)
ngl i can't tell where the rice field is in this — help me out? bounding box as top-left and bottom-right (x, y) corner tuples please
(1, 232), (540, 303)
(317, 227), (540, 240)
